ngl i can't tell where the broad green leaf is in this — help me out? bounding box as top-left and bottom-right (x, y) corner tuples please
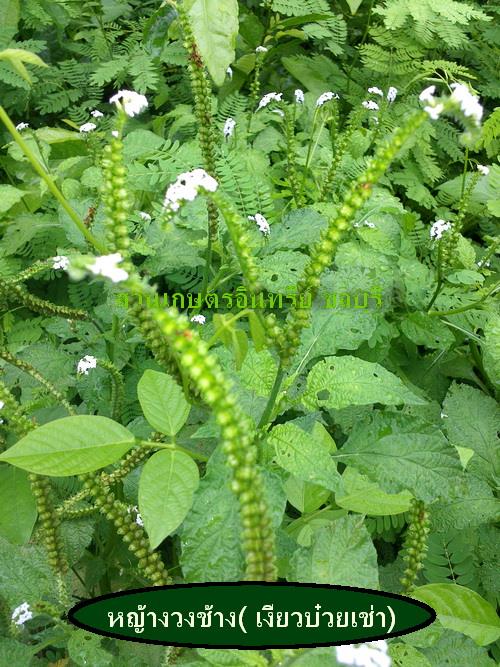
(0, 467), (37, 544)
(303, 356), (426, 410)
(265, 208), (327, 252)
(336, 467), (413, 515)
(268, 422), (341, 492)
(139, 450), (200, 549)
(401, 312), (455, 349)
(0, 47), (47, 83)
(284, 476), (331, 514)
(67, 630), (113, 667)
(0, 639), (33, 667)
(389, 643), (431, 667)
(443, 382), (500, 477)
(412, 584), (500, 646)
(422, 631), (497, 667)
(0, 184), (24, 213)
(137, 369), (190, 436)
(184, 0), (239, 87)
(341, 429), (462, 503)
(290, 516), (379, 588)
(1, 0), (20, 36)
(197, 648), (268, 666)
(0, 416), (135, 476)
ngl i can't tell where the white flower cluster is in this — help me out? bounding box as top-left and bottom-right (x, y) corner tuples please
(223, 117), (236, 138)
(127, 505), (144, 526)
(295, 89), (305, 104)
(336, 640), (391, 667)
(89, 252), (129, 283)
(255, 46), (268, 53)
(226, 66), (233, 79)
(362, 100), (379, 111)
(11, 602), (33, 626)
(477, 164), (489, 176)
(367, 86), (397, 103)
(191, 314), (206, 325)
(368, 87), (383, 97)
(418, 85), (444, 120)
(248, 213), (270, 236)
(316, 91), (339, 107)
(430, 219), (452, 240)
(109, 90), (148, 117)
(139, 211), (151, 222)
(450, 83), (483, 125)
(163, 169), (218, 212)
(258, 92), (283, 110)
(53, 255), (69, 270)
(77, 355), (97, 375)
(79, 122), (96, 133)
(0, 399), (4, 424)
(91, 109), (104, 118)
(15, 122), (29, 131)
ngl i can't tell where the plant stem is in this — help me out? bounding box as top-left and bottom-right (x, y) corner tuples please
(0, 105), (106, 253)
(257, 362), (285, 429)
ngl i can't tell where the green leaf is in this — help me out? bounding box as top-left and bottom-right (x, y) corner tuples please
(139, 450), (200, 549)
(137, 369), (190, 436)
(184, 0), (239, 86)
(341, 420), (462, 503)
(284, 476), (331, 514)
(0, 184), (24, 213)
(0, 47), (47, 83)
(0, 416), (135, 476)
(303, 356), (426, 410)
(0, 466), (37, 544)
(290, 516), (379, 587)
(401, 312), (455, 349)
(346, 0), (364, 13)
(67, 630), (113, 667)
(336, 467), (413, 516)
(268, 422), (341, 492)
(412, 584), (500, 646)
(389, 643), (431, 667)
(0, 638), (33, 667)
(197, 648), (268, 666)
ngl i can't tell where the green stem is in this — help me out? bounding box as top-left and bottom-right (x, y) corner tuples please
(139, 440), (208, 462)
(257, 363), (285, 430)
(0, 105), (106, 253)
(426, 241), (444, 312)
(428, 281), (499, 316)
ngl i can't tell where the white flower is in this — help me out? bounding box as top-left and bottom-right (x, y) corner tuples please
(248, 213), (270, 236)
(295, 89), (304, 104)
(362, 100), (379, 111)
(163, 168), (218, 212)
(111, 130), (119, 138)
(440, 412), (448, 419)
(255, 46), (268, 53)
(139, 211), (151, 222)
(223, 117), (236, 138)
(257, 92), (282, 110)
(135, 512), (144, 527)
(11, 603), (33, 627)
(450, 83), (483, 125)
(15, 122), (29, 131)
(77, 355), (97, 375)
(191, 314), (206, 325)
(419, 85), (436, 103)
(88, 252), (129, 283)
(316, 91), (339, 107)
(477, 258), (491, 268)
(430, 219), (452, 240)
(387, 86), (398, 103)
(477, 164), (489, 176)
(226, 66), (233, 79)
(368, 87), (384, 97)
(90, 110), (104, 118)
(53, 255), (69, 270)
(109, 90), (148, 117)
(365, 221), (376, 228)
(79, 122), (96, 133)
(0, 401), (4, 410)
(424, 103), (444, 120)
(336, 641), (391, 667)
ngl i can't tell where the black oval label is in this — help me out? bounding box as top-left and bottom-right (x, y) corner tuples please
(68, 582), (435, 648)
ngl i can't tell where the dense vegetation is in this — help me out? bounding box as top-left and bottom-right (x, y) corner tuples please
(0, 0), (499, 664)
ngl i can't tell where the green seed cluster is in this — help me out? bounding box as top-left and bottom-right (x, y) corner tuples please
(29, 474), (68, 575)
(60, 505), (98, 520)
(0, 381), (36, 435)
(101, 137), (132, 259)
(320, 112), (359, 201)
(0, 279), (88, 321)
(284, 106), (305, 207)
(151, 306), (277, 581)
(102, 445), (151, 486)
(3, 259), (53, 285)
(441, 172), (480, 269)
(0, 348), (75, 416)
(81, 473), (170, 585)
(278, 111), (427, 365)
(97, 358), (124, 421)
(400, 499), (430, 594)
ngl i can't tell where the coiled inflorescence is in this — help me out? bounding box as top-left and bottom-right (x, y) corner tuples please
(101, 136), (132, 261)
(151, 306), (277, 581)
(400, 499), (430, 594)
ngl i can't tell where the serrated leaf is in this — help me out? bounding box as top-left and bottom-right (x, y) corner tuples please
(0, 467), (37, 544)
(412, 584), (500, 646)
(303, 356), (426, 410)
(336, 467), (413, 516)
(401, 312), (455, 349)
(139, 450), (199, 549)
(0, 416), (135, 476)
(0, 184), (24, 213)
(137, 370), (190, 436)
(184, 0), (239, 86)
(268, 422), (341, 492)
(290, 516), (379, 587)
